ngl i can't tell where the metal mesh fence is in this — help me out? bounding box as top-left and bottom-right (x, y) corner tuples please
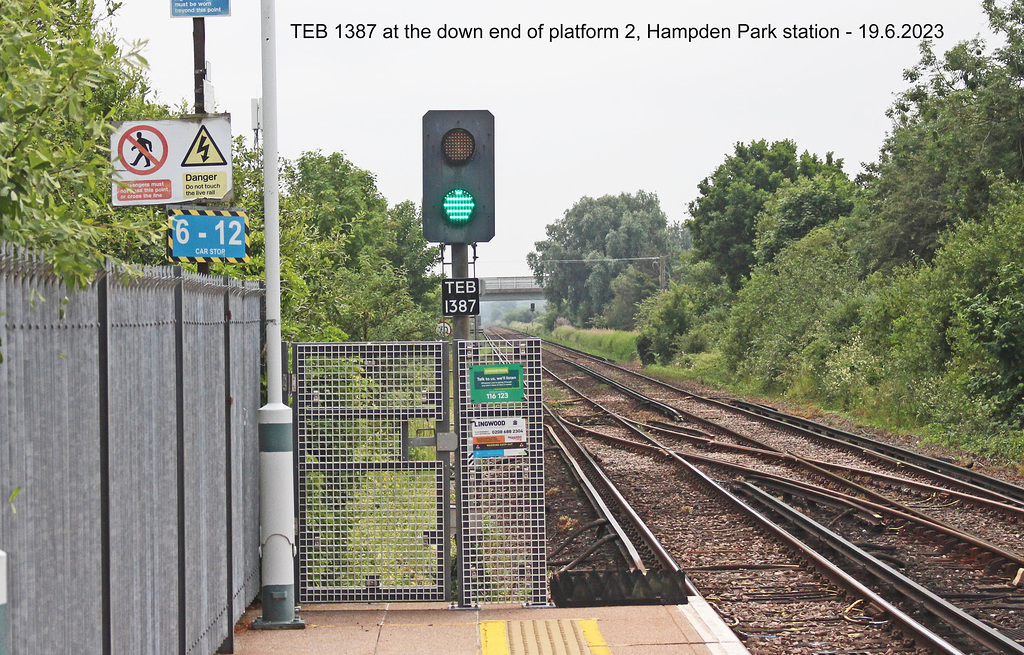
(0, 245), (263, 655)
(107, 273), (179, 654)
(182, 278), (230, 655)
(456, 339), (547, 607)
(228, 284), (263, 621)
(294, 342), (448, 603)
(0, 248), (103, 653)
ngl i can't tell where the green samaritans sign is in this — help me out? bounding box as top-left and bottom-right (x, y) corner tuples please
(469, 363), (524, 403)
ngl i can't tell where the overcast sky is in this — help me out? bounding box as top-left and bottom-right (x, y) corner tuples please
(109, 1), (995, 277)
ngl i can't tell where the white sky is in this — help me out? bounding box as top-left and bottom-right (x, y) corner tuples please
(108, 1), (994, 277)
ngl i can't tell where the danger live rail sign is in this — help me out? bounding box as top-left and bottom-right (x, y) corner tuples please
(111, 115), (232, 207)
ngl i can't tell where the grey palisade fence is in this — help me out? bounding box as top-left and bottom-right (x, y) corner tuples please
(0, 245), (263, 655)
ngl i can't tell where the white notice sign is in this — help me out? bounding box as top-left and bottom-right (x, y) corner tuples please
(470, 417), (527, 458)
(111, 114), (233, 207)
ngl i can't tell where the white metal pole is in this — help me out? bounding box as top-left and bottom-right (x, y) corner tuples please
(260, 1), (282, 409)
(253, 0), (302, 630)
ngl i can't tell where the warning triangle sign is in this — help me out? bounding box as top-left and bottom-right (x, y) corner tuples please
(181, 126), (228, 167)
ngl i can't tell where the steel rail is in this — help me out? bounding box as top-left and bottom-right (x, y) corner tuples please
(532, 331), (1024, 511)
(559, 419), (1023, 653)
(643, 433), (1024, 571)
(560, 359), (683, 421)
(529, 329), (1024, 651)
(543, 416), (647, 573)
(736, 482), (1024, 655)
(584, 406), (1024, 575)
(732, 400), (1024, 509)
(743, 474), (1024, 573)
(538, 382), (968, 655)
(640, 417), (1024, 522)
(546, 407), (682, 575)
(558, 361), (1024, 543)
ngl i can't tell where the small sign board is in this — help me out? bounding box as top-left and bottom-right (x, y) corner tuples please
(470, 363), (524, 403)
(167, 206), (249, 263)
(111, 115), (232, 206)
(171, 0), (230, 17)
(470, 417), (527, 458)
(436, 321), (452, 338)
(442, 278), (480, 316)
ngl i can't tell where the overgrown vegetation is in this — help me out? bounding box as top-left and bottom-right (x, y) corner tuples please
(0, 0), (440, 343)
(0, 0), (170, 286)
(532, 2), (1024, 460)
(523, 324), (638, 363)
(634, 5), (1024, 460)
(220, 145), (440, 342)
(526, 191), (686, 330)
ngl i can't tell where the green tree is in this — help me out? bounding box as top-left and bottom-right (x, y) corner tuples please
(378, 201), (441, 307)
(687, 140), (844, 290)
(957, 263), (1024, 428)
(0, 0), (162, 285)
(635, 286), (690, 365)
(282, 150), (389, 257)
(227, 141), (440, 342)
(335, 253), (435, 342)
(527, 190), (681, 326)
(754, 171), (857, 265)
(720, 225), (865, 392)
(635, 253), (732, 363)
(854, 4), (1024, 271)
(603, 265), (659, 331)
(858, 180), (1024, 437)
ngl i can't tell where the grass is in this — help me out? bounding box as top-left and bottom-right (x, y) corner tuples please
(514, 323), (638, 362)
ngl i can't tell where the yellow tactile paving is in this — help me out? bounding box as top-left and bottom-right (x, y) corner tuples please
(481, 618), (612, 655)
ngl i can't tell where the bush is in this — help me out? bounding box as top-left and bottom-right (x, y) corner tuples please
(720, 225), (866, 392)
(634, 255), (732, 363)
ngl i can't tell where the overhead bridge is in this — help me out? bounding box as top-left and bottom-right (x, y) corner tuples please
(479, 276), (545, 301)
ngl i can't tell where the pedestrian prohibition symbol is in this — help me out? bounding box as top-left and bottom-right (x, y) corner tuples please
(111, 115), (233, 207)
(117, 125), (169, 176)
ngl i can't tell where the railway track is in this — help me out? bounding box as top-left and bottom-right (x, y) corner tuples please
(484, 328), (1024, 654)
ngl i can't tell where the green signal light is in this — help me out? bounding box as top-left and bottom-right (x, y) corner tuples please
(443, 189), (475, 223)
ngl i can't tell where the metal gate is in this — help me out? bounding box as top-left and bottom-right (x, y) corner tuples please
(455, 339), (547, 607)
(293, 342), (449, 603)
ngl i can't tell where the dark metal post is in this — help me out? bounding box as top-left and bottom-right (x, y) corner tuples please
(174, 268), (187, 655)
(97, 271), (112, 655)
(452, 243), (470, 340)
(193, 17), (206, 114)
(439, 341), (452, 601)
(453, 342), (468, 607)
(193, 17), (211, 276)
(218, 279), (235, 654)
(450, 244), (470, 604)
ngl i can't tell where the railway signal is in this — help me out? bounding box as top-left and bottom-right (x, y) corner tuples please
(422, 110), (494, 243)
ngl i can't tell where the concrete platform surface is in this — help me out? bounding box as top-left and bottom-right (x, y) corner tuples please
(231, 597), (750, 655)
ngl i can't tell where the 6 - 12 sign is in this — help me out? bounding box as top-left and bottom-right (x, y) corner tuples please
(442, 277), (480, 316)
(167, 206), (250, 263)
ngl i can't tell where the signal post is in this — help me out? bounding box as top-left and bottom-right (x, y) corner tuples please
(423, 114), (549, 606)
(422, 110), (494, 339)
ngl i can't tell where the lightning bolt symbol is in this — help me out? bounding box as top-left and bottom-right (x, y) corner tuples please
(197, 135), (211, 162)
